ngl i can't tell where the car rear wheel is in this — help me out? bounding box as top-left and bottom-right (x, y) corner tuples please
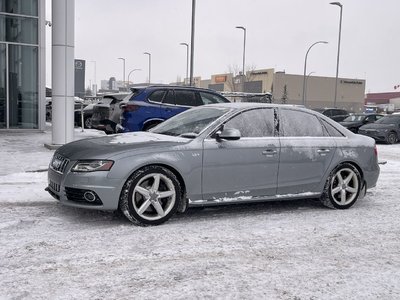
(387, 132), (398, 144)
(320, 163), (361, 209)
(119, 165), (181, 226)
(84, 116), (92, 129)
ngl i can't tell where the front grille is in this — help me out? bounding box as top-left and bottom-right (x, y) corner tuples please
(65, 187), (103, 205)
(50, 154), (69, 174)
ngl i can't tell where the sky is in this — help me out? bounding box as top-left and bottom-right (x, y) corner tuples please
(45, 0), (400, 93)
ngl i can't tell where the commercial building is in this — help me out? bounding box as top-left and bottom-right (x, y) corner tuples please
(0, 0), (46, 130)
(206, 68), (366, 112)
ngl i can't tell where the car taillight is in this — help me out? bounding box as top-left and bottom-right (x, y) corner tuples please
(374, 144), (378, 157)
(120, 103), (139, 112)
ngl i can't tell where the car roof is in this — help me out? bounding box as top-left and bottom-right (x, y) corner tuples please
(140, 85), (222, 93)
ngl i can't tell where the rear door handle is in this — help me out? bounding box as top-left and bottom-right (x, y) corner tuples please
(262, 149), (277, 156)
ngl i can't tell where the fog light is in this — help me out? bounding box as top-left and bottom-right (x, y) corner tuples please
(83, 191), (96, 202)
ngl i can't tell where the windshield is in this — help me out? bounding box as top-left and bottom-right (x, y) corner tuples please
(343, 115), (365, 122)
(376, 116), (400, 124)
(151, 107), (230, 136)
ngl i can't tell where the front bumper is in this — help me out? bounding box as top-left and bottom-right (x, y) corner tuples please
(47, 167), (123, 211)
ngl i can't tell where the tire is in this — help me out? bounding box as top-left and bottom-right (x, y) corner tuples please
(386, 132), (398, 144)
(119, 165), (181, 226)
(84, 116), (92, 129)
(320, 163), (361, 209)
(143, 122), (160, 131)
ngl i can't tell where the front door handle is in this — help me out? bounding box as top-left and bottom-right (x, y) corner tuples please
(317, 149), (330, 155)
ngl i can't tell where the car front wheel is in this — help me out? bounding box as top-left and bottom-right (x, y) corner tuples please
(320, 163), (361, 209)
(119, 165), (181, 226)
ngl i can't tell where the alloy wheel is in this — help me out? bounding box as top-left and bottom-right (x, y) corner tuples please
(330, 167), (359, 206)
(131, 173), (176, 221)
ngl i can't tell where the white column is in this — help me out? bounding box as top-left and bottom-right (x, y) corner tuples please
(51, 0), (74, 145)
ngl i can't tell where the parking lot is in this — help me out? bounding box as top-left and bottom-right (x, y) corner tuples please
(0, 130), (399, 299)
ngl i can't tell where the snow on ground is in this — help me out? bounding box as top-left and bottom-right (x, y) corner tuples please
(0, 131), (400, 299)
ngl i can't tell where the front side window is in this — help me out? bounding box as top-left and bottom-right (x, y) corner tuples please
(280, 109), (325, 137)
(224, 108), (275, 137)
(175, 90), (202, 107)
(152, 107), (230, 136)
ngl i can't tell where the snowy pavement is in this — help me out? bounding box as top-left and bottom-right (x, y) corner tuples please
(0, 130), (400, 299)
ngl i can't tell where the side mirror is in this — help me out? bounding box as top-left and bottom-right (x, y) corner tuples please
(216, 128), (241, 141)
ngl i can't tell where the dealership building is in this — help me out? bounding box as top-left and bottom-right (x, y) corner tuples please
(1, 0), (366, 138)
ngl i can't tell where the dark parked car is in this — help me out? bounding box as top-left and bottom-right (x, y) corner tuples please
(47, 103), (379, 226)
(339, 113), (383, 133)
(313, 108), (349, 122)
(117, 85), (230, 133)
(74, 103), (95, 128)
(358, 114), (400, 144)
(90, 93), (130, 133)
(46, 97), (90, 126)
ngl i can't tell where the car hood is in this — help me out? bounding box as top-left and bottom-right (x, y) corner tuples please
(339, 121), (363, 127)
(56, 132), (191, 160)
(359, 123), (396, 130)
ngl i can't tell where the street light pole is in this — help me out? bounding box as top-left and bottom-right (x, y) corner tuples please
(304, 71), (315, 106)
(117, 57), (126, 90)
(180, 42), (189, 85)
(330, 1), (343, 108)
(143, 52), (151, 84)
(190, 0), (196, 86)
(89, 60), (97, 95)
(127, 68), (141, 87)
(302, 41), (328, 105)
(235, 26), (246, 80)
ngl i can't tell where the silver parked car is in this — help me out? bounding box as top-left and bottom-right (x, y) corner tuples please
(47, 103), (380, 226)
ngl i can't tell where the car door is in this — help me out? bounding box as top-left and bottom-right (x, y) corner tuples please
(202, 107), (280, 201)
(277, 108), (336, 195)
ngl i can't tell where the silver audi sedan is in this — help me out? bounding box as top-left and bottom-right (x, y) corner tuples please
(47, 103), (380, 226)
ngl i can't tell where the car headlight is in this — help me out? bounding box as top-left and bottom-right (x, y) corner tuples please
(71, 160), (114, 172)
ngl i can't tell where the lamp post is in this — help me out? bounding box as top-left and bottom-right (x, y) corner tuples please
(117, 57), (126, 89)
(89, 60), (97, 95)
(235, 26), (246, 80)
(127, 68), (141, 87)
(189, 0), (196, 86)
(330, 1), (343, 108)
(302, 41), (328, 105)
(143, 52), (151, 84)
(304, 71), (315, 106)
(180, 42), (189, 85)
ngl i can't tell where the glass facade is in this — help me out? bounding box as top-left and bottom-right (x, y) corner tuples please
(0, 0), (39, 129)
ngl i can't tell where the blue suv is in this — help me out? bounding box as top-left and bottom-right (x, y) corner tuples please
(117, 85), (230, 132)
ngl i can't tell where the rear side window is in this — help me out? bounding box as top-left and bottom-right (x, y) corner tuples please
(321, 119), (344, 137)
(280, 109), (325, 137)
(148, 90), (166, 103)
(175, 90), (202, 106)
(199, 92), (229, 104)
(163, 90), (175, 105)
